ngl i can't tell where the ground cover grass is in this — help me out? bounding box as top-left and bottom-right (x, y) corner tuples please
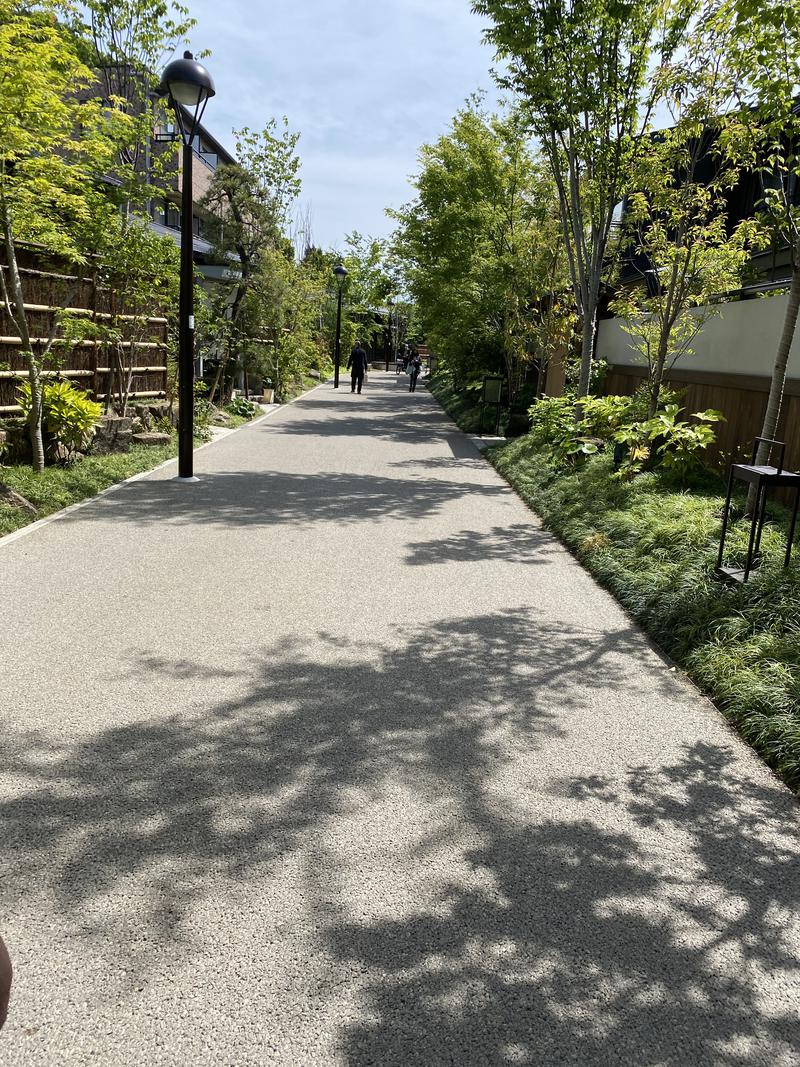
(0, 442), (177, 537)
(427, 376), (510, 435)
(430, 377), (800, 790)
(0, 389), (288, 538)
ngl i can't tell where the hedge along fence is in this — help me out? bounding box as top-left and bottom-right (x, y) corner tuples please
(0, 243), (170, 414)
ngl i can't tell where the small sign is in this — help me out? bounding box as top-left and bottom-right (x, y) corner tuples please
(482, 376), (503, 404)
(189, 315), (195, 331)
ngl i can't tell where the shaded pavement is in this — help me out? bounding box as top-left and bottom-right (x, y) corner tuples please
(1, 374), (799, 1065)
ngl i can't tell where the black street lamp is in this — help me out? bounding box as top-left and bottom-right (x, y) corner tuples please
(158, 51), (215, 480)
(333, 264), (348, 389)
(385, 297), (394, 371)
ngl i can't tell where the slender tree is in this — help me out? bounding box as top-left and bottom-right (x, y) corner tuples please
(707, 0), (800, 470)
(0, 0), (126, 471)
(79, 0), (195, 189)
(200, 121), (301, 403)
(473, 0), (691, 397)
(613, 37), (756, 416)
(391, 100), (565, 395)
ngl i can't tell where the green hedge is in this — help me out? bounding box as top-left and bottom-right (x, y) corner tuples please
(0, 442), (176, 537)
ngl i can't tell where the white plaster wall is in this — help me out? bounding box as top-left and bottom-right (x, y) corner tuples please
(597, 294), (800, 378)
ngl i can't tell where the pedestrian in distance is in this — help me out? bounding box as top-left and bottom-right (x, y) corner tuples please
(408, 349), (422, 392)
(347, 340), (369, 394)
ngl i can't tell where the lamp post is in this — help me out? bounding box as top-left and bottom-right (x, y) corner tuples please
(158, 51), (215, 480)
(333, 264), (348, 389)
(385, 298), (394, 371)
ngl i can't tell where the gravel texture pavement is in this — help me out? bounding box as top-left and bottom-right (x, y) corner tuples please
(1, 373), (799, 1065)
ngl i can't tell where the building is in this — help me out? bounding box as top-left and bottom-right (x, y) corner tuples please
(148, 103), (237, 282)
(596, 121), (800, 468)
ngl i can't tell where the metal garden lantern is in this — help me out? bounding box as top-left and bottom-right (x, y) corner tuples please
(716, 436), (800, 583)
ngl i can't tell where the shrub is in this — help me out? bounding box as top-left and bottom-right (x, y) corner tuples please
(17, 379), (102, 461)
(577, 393), (638, 438)
(614, 405), (724, 481)
(528, 394), (575, 446)
(193, 381), (214, 441)
(529, 390), (723, 479)
(227, 396), (260, 419)
(528, 393), (601, 464)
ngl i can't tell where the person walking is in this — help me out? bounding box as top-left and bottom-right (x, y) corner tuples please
(408, 349), (422, 393)
(347, 340), (369, 394)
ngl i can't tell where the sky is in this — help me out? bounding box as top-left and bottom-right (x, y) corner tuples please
(183, 0), (501, 252)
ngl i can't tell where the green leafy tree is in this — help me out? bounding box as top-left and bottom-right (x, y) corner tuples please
(705, 0), (800, 470)
(339, 232), (393, 356)
(62, 217), (180, 415)
(200, 121), (301, 403)
(243, 246), (334, 401)
(0, 0), (129, 471)
(474, 0), (691, 397)
(612, 40), (756, 416)
(78, 0), (196, 208)
(391, 99), (566, 396)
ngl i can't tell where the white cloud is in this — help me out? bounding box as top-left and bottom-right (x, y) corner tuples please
(184, 0), (500, 247)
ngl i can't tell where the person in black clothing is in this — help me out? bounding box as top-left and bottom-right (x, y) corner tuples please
(347, 341), (369, 393)
(408, 350), (422, 392)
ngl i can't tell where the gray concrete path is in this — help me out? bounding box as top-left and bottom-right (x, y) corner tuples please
(1, 373), (799, 1065)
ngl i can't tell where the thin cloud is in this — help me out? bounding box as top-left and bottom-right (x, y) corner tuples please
(184, 0), (500, 246)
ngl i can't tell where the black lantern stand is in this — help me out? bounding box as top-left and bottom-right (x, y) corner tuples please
(333, 264), (347, 389)
(716, 436), (800, 583)
(158, 52), (215, 479)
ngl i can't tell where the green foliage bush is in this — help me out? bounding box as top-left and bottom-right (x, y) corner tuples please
(227, 396), (260, 419)
(614, 403), (724, 480)
(17, 379), (102, 461)
(528, 388), (723, 479)
(528, 394), (575, 446)
(192, 381), (214, 442)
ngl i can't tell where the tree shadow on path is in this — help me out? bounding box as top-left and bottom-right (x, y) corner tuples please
(3, 609), (798, 1063)
(62, 469), (508, 531)
(404, 524), (556, 568)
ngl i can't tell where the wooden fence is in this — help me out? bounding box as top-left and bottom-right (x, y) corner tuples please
(0, 244), (169, 414)
(604, 364), (800, 472)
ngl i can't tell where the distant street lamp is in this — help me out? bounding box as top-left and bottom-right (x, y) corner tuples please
(158, 51), (215, 480)
(385, 297), (394, 371)
(333, 264), (348, 389)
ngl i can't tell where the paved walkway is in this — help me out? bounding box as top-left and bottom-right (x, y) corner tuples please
(1, 373), (799, 1065)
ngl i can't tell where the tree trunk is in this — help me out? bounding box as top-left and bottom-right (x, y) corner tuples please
(0, 201), (45, 472)
(747, 257), (800, 512)
(758, 261), (800, 456)
(649, 334), (670, 418)
(208, 359), (225, 407)
(23, 356), (46, 473)
(577, 297), (596, 398)
(209, 337), (232, 407)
